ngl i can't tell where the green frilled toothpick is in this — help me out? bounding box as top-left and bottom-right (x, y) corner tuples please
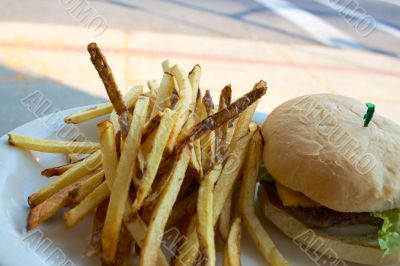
(363, 102), (375, 127)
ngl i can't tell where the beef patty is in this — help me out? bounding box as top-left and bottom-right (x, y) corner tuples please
(261, 181), (383, 229)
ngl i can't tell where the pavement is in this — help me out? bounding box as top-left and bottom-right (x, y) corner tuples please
(0, 0), (399, 134)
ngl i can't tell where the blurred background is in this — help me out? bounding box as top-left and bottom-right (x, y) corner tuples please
(0, 0), (399, 134)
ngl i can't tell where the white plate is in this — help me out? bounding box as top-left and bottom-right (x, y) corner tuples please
(0, 106), (362, 266)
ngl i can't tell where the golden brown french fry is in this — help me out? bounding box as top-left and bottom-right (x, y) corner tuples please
(230, 81), (265, 145)
(166, 64), (193, 152)
(41, 161), (80, 177)
(123, 207), (169, 266)
(110, 85), (143, 133)
(102, 96), (149, 263)
(188, 64), (201, 108)
(226, 217), (242, 266)
(200, 90), (216, 171)
(189, 150), (201, 176)
(223, 244), (230, 266)
(174, 216), (199, 266)
(175, 126), (256, 266)
(86, 199), (108, 257)
(218, 190), (233, 242)
(151, 72), (173, 118)
(240, 132), (289, 266)
(162, 59), (172, 72)
(170, 88), (180, 109)
(197, 164), (222, 266)
(180, 89), (202, 177)
(64, 180), (109, 227)
(28, 150), (102, 207)
(142, 112), (162, 143)
(87, 43), (130, 138)
(140, 146), (191, 266)
(213, 125), (256, 223)
(64, 103), (113, 124)
(178, 82), (267, 149)
(216, 84), (232, 158)
(66, 153), (81, 164)
(98, 121), (118, 186)
(166, 191), (197, 229)
(147, 80), (159, 96)
(131, 109), (175, 214)
(106, 225), (134, 266)
(193, 91), (204, 177)
(8, 134), (99, 154)
(27, 178), (85, 230)
(70, 170), (105, 203)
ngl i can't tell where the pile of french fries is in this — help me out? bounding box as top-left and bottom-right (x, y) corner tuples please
(8, 43), (289, 266)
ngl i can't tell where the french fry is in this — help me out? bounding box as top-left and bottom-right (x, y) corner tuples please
(102, 96), (149, 263)
(147, 80), (159, 96)
(162, 59), (172, 72)
(174, 216), (199, 266)
(69, 170), (105, 203)
(87, 43), (128, 117)
(240, 132), (289, 266)
(170, 88), (180, 109)
(123, 208), (169, 266)
(28, 150), (102, 207)
(175, 127), (255, 266)
(177, 82), (267, 150)
(98, 121), (118, 186)
(64, 103), (113, 124)
(193, 91), (204, 177)
(226, 217), (242, 266)
(142, 140), (197, 207)
(104, 225), (134, 266)
(41, 161), (80, 177)
(87, 42), (134, 140)
(17, 56), (276, 265)
(180, 89), (202, 177)
(66, 153), (81, 164)
(231, 81), (266, 145)
(8, 134), (99, 154)
(223, 244), (230, 266)
(27, 178), (84, 230)
(110, 85), (143, 133)
(188, 64), (201, 109)
(203, 90), (214, 115)
(216, 84), (232, 158)
(131, 109), (175, 214)
(189, 149), (202, 176)
(197, 164), (222, 266)
(142, 112), (162, 143)
(67, 118), (119, 225)
(166, 64), (193, 152)
(218, 189), (233, 242)
(140, 146), (191, 266)
(64, 181), (109, 227)
(166, 191), (197, 229)
(151, 72), (173, 118)
(86, 199), (108, 257)
(213, 125), (256, 223)
(201, 90), (216, 171)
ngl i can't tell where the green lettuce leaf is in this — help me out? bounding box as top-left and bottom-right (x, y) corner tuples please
(372, 209), (400, 255)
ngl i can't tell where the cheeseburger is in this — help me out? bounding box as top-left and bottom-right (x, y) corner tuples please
(260, 94), (400, 265)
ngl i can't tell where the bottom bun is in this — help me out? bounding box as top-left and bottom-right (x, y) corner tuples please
(258, 186), (400, 266)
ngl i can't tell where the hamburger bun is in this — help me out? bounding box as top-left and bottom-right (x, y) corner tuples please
(262, 94), (400, 213)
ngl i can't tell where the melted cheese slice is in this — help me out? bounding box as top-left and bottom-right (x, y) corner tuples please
(275, 182), (320, 207)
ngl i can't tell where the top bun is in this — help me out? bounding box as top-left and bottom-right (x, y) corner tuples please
(262, 94), (400, 212)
